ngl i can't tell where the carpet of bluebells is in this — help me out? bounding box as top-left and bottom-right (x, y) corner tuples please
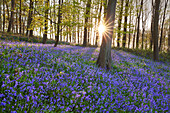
(0, 40), (169, 113)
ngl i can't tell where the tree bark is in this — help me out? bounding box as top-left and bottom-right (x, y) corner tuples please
(0, 2), (2, 31)
(117, 0), (124, 48)
(7, 0), (15, 33)
(16, 9), (18, 33)
(26, 0), (34, 37)
(95, 0), (103, 46)
(150, 0), (155, 50)
(97, 0), (117, 70)
(168, 16), (170, 53)
(77, 0), (80, 44)
(136, 0), (143, 49)
(43, 0), (49, 44)
(159, 0), (168, 51)
(141, 2), (147, 50)
(19, 0), (22, 34)
(153, 0), (160, 61)
(128, 0), (132, 49)
(122, 0), (129, 48)
(83, 0), (92, 46)
(54, 0), (62, 47)
(3, 0), (5, 32)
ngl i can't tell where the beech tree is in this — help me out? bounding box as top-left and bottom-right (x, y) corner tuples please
(122, 0), (129, 48)
(7, 0), (15, 32)
(95, 0), (103, 46)
(117, 0), (124, 48)
(3, 0), (5, 32)
(153, 0), (160, 61)
(136, 0), (143, 49)
(83, 0), (92, 46)
(97, 0), (117, 70)
(26, 0), (34, 37)
(159, 0), (168, 51)
(54, 0), (63, 47)
(43, 0), (49, 44)
(0, 2), (2, 31)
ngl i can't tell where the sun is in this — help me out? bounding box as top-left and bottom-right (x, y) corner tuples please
(98, 23), (106, 35)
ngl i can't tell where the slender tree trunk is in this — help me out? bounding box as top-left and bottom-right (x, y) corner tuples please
(117, 0), (124, 48)
(69, 28), (72, 43)
(22, 17), (24, 34)
(60, 0), (63, 42)
(54, 0), (62, 47)
(15, 9), (18, 33)
(83, 0), (92, 46)
(43, 0), (49, 44)
(5, 1), (10, 30)
(159, 0), (168, 51)
(128, 0), (132, 48)
(66, 26), (69, 42)
(97, 0), (117, 70)
(95, 0), (102, 46)
(54, 0), (57, 40)
(0, 2), (2, 31)
(3, 0), (5, 32)
(145, 32), (148, 50)
(19, 0), (22, 34)
(136, 0), (143, 49)
(50, 5), (52, 39)
(153, 0), (160, 61)
(22, 8), (26, 35)
(168, 16), (170, 53)
(26, 0), (34, 37)
(150, 0), (155, 50)
(77, 0), (80, 44)
(7, 0), (15, 33)
(132, 25), (136, 49)
(141, 3), (146, 50)
(122, 0), (129, 48)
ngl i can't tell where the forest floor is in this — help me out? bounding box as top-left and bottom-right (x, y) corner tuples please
(0, 40), (169, 112)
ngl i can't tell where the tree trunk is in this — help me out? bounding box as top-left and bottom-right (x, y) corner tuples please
(7, 0), (15, 33)
(3, 0), (5, 32)
(95, 0), (103, 46)
(150, 0), (155, 50)
(77, 0), (80, 44)
(153, 0), (160, 61)
(168, 16), (170, 53)
(50, 6), (52, 39)
(5, 1), (10, 30)
(22, 8), (26, 35)
(159, 0), (168, 51)
(97, 0), (117, 70)
(141, 2), (146, 50)
(22, 9), (25, 35)
(54, 0), (62, 47)
(26, 0), (34, 37)
(117, 0), (124, 48)
(43, 0), (49, 44)
(83, 0), (92, 46)
(19, 0), (22, 34)
(136, 0), (143, 49)
(128, 0), (132, 49)
(16, 9), (18, 33)
(0, 2), (2, 31)
(122, 0), (129, 48)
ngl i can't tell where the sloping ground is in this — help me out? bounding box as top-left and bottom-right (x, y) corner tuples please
(0, 40), (169, 112)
